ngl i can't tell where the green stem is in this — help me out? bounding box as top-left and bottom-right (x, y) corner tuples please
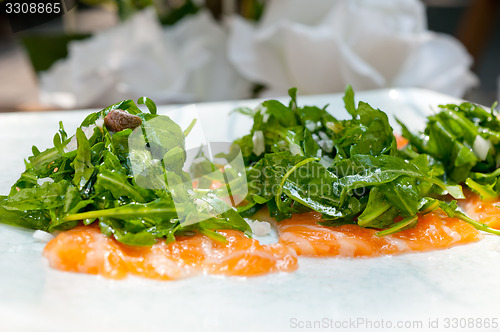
(183, 119), (197, 137)
(357, 203), (391, 227)
(64, 206), (179, 221)
(376, 215), (418, 237)
(419, 199), (440, 214)
(275, 157), (318, 211)
(455, 211), (500, 236)
(97, 173), (145, 203)
(199, 228), (228, 244)
(465, 178), (496, 201)
(31, 148), (60, 170)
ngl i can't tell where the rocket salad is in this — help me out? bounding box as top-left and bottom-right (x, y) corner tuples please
(234, 86), (500, 236)
(0, 98), (251, 246)
(1, 86), (500, 247)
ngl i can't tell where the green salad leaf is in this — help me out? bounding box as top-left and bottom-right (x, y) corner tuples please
(400, 101), (500, 201)
(0, 98), (250, 245)
(233, 86), (500, 236)
(2, 87), (500, 245)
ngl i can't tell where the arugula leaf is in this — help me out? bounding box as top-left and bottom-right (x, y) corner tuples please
(343, 84), (356, 117)
(0, 196), (51, 230)
(400, 101), (500, 190)
(2, 180), (70, 211)
(137, 96), (158, 115)
(229, 86), (495, 237)
(72, 127), (95, 190)
(0, 97), (256, 246)
(376, 215), (419, 236)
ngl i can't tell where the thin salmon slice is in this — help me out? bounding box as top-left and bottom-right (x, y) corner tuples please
(460, 190), (500, 229)
(43, 226), (298, 280)
(276, 211), (482, 257)
(43, 209), (484, 279)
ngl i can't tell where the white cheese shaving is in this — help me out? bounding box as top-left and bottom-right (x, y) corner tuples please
(318, 131), (333, 152)
(33, 230), (55, 243)
(473, 135), (493, 161)
(245, 219), (271, 237)
(252, 131), (265, 156)
(255, 103), (270, 123)
(37, 177), (54, 186)
(305, 120), (317, 132)
(289, 143), (302, 156)
(262, 112), (270, 123)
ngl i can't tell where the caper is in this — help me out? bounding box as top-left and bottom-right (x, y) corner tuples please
(104, 109), (142, 132)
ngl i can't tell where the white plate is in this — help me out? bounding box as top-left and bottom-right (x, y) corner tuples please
(1, 89), (499, 332)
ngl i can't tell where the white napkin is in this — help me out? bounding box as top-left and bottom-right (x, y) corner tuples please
(227, 0), (478, 98)
(39, 8), (252, 109)
(164, 11), (252, 102)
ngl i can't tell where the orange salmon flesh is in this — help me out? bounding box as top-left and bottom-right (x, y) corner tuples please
(44, 226), (298, 280)
(276, 211), (482, 257)
(459, 189), (500, 230)
(44, 209), (484, 280)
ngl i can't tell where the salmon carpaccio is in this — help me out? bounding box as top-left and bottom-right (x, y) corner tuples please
(459, 189), (500, 230)
(44, 226), (298, 280)
(276, 211), (482, 257)
(44, 209), (483, 279)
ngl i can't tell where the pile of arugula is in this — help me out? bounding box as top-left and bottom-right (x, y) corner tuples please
(234, 86), (500, 236)
(1, 87), (499, 246)
(399, 100), (500, 201)
(0, 98), (250, 246)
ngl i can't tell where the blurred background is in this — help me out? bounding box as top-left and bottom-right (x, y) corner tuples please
(0, 0), (498, 112)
